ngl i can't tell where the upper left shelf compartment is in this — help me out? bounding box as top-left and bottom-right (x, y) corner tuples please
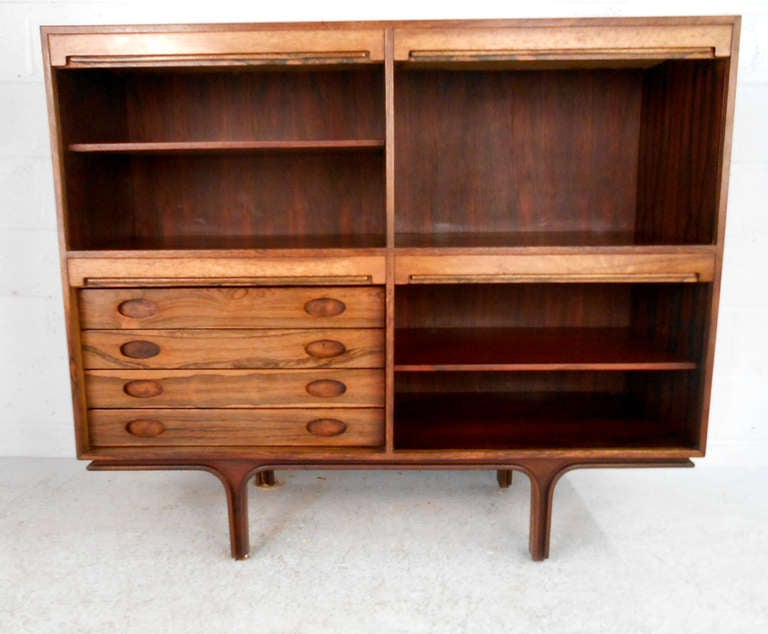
(47, 27), (387, 251)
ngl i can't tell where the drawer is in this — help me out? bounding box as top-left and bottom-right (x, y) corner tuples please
(88, 408), (384, 447)
(81, 329), (385, 369)
(79, 287), (385, 329)
(395, 252), (716, 284)
(48, 28), (385, 68)
(85, 369), (384, 408)
(393, 24), (732, 62)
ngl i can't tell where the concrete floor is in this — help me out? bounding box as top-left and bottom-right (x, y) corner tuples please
(0, 458), (766, 633)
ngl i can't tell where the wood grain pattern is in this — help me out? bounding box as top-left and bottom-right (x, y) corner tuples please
(82, 329), (384, 369)
(66, 152), (385, 250)
(123, 380), (163, 398)
(393, 24), (733, 60)
(119, 340), (161, 359)
(636, 60), (727, 244)
(306, 418), (348, 437)
(68, 140), (385, 153)
(40, 17), (739, 562)
(396, 283), (632, 329)
(69, 256), (387, 286)
(57, 67), (385, 250)
(395, 69), (641, 243)
(89, 408), (384, 447)
(85, 369), (384, 408)
(394, 327), (697, 371)
(394, 392), (691, 450)
(79, 287), (385, 329)
(48, 29), (386, 66)
(395, 252), (716, 284)
(125, 419), (166, 437)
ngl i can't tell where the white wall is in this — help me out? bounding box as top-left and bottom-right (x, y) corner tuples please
(1, 0), (766, 461)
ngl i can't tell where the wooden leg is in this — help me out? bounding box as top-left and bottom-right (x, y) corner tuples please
(254, 470), (277, 488)
(526, 460), (569, 561)
(496, 469), (513, 488)
(207, 461), (254, 560)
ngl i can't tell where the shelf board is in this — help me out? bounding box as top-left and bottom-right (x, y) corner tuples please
(396, 231), (641, 248)
(67, 139), (386, 154)
(394, 392), (687, 450)
(395, 327), (696, 371)
(76, 234), (387, 251)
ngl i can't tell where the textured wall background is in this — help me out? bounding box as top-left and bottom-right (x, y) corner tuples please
(0, 0), (765, 461)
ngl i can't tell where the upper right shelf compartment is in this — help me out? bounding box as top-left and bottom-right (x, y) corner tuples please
(393, 20), (736, 248)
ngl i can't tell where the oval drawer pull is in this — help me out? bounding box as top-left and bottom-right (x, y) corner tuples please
(306, 418), (347, 437)
(118, 298), (158, 319)
(125, 419), (166, 437)
(120, 340), (161, 359)
(304, 297), (346, 317)
(305, 379), (347, 398)
(123, 380), (163, 398)
(304, 339), (346, 359)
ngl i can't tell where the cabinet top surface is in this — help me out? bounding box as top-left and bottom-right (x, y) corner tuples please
(40, 15), (740, 33)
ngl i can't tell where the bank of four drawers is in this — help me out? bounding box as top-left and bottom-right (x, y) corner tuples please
(79, 287), (385, 448)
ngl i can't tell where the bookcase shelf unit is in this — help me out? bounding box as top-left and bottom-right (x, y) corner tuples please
(42, 16), (739, 561)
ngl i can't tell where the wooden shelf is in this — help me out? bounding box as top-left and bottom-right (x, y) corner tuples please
(75, 234), (387, 251)
(394, 392), (687, 450)
(396, 231), (640, 248)
(68, 139), (386, 154)
(395, 327), (697, 371)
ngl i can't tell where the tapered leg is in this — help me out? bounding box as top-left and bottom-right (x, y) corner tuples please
(496, 469), (513, 488)
(254, 470), (277, 488)
(526, 460), (569, 561)
(207, 461), (254, 560)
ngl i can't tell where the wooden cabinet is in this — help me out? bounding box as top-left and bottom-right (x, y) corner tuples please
(41, 16), (740, 561)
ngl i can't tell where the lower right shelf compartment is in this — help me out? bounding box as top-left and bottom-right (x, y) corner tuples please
(394, 370), (701, 450)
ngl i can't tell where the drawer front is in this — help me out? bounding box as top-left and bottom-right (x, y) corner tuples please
(85, 369), (384, 408)
(81, 329), (385, 369)
(79, 287), (385, 329)
(48, 28), (386, 68)
(396, 253), (716, 284)
(88, 408), (384, 447)
(393, 25), (733, 61)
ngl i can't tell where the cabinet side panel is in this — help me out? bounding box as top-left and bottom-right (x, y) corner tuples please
(41, 37), (91, 455)
(635, 59), (728, 244)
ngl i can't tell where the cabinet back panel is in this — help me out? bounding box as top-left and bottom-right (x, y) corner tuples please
(65, 154), (134, 250)
(58, 68), (385, 142)
(396, 284), (631, 329)
(395, 69), (642, 237)
(395, 370), (628, 395)
(67, 152), (385, 247)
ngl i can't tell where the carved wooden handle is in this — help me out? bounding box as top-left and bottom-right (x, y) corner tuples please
(125, 419), (166, 437)
(305, 379), (347, 398)
(120, 340), (161, 359)
(306, 418), (347, 437)
(117, 298), (158, 318)
(123, 380), (163, 398)
(304, 297), (346, 317)
(304, 340), (346, 359)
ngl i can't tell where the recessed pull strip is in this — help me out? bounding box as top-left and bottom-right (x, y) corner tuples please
(408, 273), (701, 284)
(84, 276), (373, 287)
